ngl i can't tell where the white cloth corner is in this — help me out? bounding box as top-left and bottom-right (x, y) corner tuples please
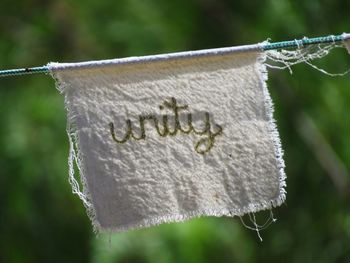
(344, 40), (350, 54)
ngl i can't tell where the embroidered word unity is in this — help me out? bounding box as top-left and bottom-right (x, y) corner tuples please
(109, 97), (223, 154)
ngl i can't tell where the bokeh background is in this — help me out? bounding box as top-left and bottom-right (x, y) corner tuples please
(1, 0), (350, 262)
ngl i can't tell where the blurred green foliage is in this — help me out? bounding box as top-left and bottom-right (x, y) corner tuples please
(1, 0), (350, 262)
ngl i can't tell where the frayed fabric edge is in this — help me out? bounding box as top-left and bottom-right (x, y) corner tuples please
(98, 206), (278, 234)
(47, 53), (286, 234)
(47, 64), (102, 233)
(257, 52), (287, 207)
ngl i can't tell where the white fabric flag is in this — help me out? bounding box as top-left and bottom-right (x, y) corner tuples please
(49, 47), (286, 232)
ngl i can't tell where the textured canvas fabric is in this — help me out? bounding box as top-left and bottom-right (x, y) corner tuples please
(49, 50), (285, 232)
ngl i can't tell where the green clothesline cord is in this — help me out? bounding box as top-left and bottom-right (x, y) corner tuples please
(0, 33), (348, 78)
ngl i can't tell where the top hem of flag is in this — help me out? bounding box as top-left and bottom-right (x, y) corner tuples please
(47, 43), (262, 72)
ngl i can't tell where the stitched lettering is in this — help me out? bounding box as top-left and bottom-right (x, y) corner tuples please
(109, 97), (223, 154)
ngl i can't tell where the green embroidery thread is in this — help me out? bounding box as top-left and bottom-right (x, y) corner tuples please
(109, 97), (223, 154)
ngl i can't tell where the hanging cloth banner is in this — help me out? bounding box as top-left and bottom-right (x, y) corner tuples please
(48, 47), (286, 232)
